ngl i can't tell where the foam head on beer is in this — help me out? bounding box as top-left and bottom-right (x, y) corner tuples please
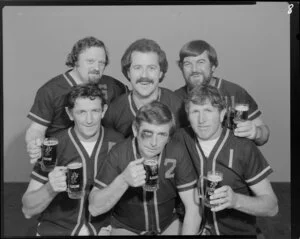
(207, 173), (223, 182)
(234, 104), (249, 112)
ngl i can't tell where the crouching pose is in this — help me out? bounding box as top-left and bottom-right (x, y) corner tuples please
(22, 83), (124, 236)
(89, 101), (201, 235)
(173, 84), (278, 236)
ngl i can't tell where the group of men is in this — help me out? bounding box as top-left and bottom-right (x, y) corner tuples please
(22, 36), (278, 236)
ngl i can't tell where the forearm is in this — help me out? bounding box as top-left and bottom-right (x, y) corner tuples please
(234, 193), (278, 217)
(181, 207), (201, 235)
(89, 174), (129, 216)
(254, 124), (270, 146)
(22, 182), (57, 218)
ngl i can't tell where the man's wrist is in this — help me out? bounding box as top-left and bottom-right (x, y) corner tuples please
(119, 173), (129, 189)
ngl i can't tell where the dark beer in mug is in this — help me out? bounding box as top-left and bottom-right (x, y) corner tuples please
(67, 162), (84, 199)
(204, 171), (223, 208)
(41, 138), (58, 172)
(233, 104), (249, 127)
(143, 159), (159, 192)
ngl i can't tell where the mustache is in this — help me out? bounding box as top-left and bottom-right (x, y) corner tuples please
(89, 70), (100, 74)
(136, 77), (154, 84)
(190, 72), (202, 77)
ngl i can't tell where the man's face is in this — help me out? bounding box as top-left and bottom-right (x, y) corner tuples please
(133, 122), (170, 159)
(188, 101), (224, 141)
(127, 51), (163, 98)
(74, 47), (106, 84)
(67, 97), (107, 142)
(182, 51), (215, 88)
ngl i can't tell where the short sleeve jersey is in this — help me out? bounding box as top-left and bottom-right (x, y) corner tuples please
(174, 77), (261, 121)
(94, 137), (197, 234)
(27, 70), (127, 137)
(102, 87), (188, 138)
(173, 127), (273, 235)
(31, 126), (124, 236)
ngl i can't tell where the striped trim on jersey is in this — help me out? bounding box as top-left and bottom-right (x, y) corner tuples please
(194, 127), (272, 235)
(128, 88), (162, 117)
(68, 126), (105, 236)
(68, 128), (88, 236)
(132, 138), (163, 233)
(31, 170), (49, 183)
(195, 129), (230, 236)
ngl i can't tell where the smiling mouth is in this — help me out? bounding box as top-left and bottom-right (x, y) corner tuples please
(198, 126), (210, 129)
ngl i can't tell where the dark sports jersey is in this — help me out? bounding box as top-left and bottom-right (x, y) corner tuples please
(102, 87), (188, 138)
(31, 126), (124, 236)
(175, 77), (262, 129)
(173, 127), (273, 235)
(94, 137), (197, 234)
(27, 70), (127, 137)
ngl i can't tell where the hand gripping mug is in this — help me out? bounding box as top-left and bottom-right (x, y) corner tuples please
(66, 162), (84, 199)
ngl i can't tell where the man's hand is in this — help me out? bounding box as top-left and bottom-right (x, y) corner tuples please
(121, 158), (146, 187)
(234, 120), (257, 140)
(27, 138), (43, 164)
(48, 166), (67, 192)
(210, 185), (238, 212)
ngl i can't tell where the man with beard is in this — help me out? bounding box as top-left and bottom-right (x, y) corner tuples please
(102, 38), (188, 138)
(175, 40), (269, 146)
(26, 36), (128, 164)
(89, 101), (200, 235)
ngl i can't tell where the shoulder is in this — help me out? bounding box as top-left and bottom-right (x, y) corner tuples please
(174, 86), (187, 99)
(107, 137), (131, 154)
(109, 92), (129, 106)
(165, 137), (187, 155)
(228, 132), (259, 153)
(103, 127), (125, 142)
(218, 78), (248, 93)
(160, 87), (183, 103)
(36, 73), (68, 94)
(100, 75), (126, 88)
(173, 127), (194, 139)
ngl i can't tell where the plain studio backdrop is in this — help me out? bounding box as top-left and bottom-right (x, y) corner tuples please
(3, 3), (290, 182)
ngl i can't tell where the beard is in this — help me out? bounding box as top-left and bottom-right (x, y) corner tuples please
(88, 71), (102, 83)
(186, 72), (212, 90)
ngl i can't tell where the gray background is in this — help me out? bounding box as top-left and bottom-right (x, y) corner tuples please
(3, 3), (290, 182)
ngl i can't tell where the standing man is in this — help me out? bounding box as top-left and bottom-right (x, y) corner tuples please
(26, 36), (127, 163)
(22, 83), (124, 236)
(89, 101), (201, 235)
(102, 38), (188, 138)
(173, 85), (278, 236)
(175, 40), (269, 146)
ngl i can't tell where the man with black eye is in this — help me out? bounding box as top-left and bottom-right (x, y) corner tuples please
(102, 38), (188, 138)
(89, 101), (200, 235)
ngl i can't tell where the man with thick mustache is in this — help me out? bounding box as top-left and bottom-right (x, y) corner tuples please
(175, 40), (270, 146)
(102, 38), (188, 138)
(26, 36), (127, 164)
